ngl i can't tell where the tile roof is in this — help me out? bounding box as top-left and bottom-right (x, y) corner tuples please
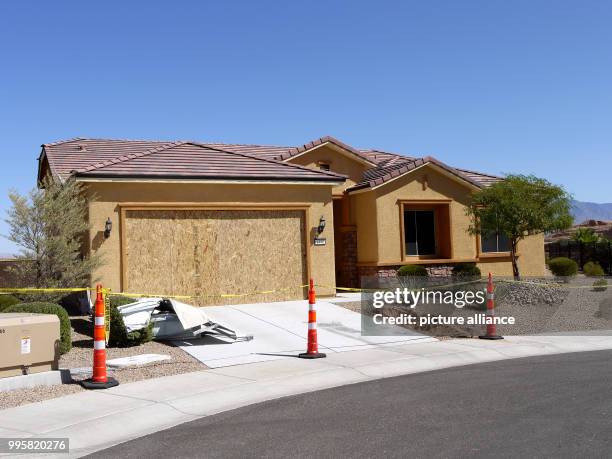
(349, 156), (490, 191)
(39, 136), (501, 188)
(41, 139), (345, 183)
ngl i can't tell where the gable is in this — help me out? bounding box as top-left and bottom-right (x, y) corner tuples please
(373, 162), (476, 204)
(286, 144), (373, 194)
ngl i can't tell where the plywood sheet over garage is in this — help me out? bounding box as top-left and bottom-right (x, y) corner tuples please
(123, 209), (308, 305)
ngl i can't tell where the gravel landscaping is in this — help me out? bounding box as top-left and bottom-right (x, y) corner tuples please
(335, 276), (612, 338)
(0, 315), (206, 410)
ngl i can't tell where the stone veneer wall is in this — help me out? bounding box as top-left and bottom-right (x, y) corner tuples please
(339, 229), (358, 287)
(357, 264), (454, 280)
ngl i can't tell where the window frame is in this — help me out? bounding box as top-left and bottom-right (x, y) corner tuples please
(479, 231), (512, 255)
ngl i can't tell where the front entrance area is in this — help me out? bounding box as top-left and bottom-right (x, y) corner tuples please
(400, 202), (452, 260)
(122, 208), (308, 305)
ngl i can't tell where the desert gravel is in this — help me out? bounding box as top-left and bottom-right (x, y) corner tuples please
(0, 316), (206, 410)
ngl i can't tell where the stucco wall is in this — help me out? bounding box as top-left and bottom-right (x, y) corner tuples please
(288, 144), (372, 195)
(84, 181), (336, 297)
(350, 164), (546, 277)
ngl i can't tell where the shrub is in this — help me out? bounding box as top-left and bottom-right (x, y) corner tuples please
(109, 295), (138, 308)
(397, 265), (429, 277)
(108, 299), (153, 348)
(451, 263), (482, 278)
(0, 295), (20, 312)
(583, 261), (605, 277)
(3, 302), (71, 354)
(593, 279), (608, 292)
(548, 257), (578, 278)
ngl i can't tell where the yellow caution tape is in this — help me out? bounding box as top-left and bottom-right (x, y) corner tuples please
(0, 287), (91, 294)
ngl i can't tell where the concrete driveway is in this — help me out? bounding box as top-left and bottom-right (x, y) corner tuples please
(174, 298), (434, 368)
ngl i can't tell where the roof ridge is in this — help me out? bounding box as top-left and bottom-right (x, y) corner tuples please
(454, 167), (502, 179)
(275, 135), (376, 165)
(353, 156), (482, 191)
(42, 137), (86, 147)
(190, 142), (347, 180)
(77, 141), (186, 174)
(202, 141), (294, 149)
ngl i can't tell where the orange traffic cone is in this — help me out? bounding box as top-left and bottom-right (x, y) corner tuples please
(299, 279), (326, 359)
(81, 285), (119, 389)
(479, 273), (503, 340)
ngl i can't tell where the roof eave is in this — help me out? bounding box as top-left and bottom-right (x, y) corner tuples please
(73, 172), (345, 185)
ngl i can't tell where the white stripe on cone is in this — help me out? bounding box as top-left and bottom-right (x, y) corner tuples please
(94, 316), (105, 326)
(94, 340), (105, 350)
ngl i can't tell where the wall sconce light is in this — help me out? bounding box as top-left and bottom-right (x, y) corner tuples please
(104, 217), (112, 238)
(317, 216), (326, 235)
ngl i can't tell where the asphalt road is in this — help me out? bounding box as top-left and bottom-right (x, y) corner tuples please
(90, 350), (612, 458)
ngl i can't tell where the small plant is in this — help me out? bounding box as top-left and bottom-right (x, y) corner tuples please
(0, 294), (20, 312)
(3, 302), (72, 354)
(593, 278), (608, 292)
(583, 261), (605, 277)
(548, 257), (578, 278)
(451, 263), (481, 278)
(108, 300), (153, 348)
(397, 265), (429, 276)
(109, 295), (138, 308)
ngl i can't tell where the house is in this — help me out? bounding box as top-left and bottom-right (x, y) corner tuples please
(37, 135), (545, 304)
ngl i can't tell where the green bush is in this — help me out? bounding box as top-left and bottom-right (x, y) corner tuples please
(593, 278), (608, 292)
(397, 265), (429, 276)
(109, 295), (138, 308)
(108, 301), (153, 348)
(3, 302), (71, 354)
(548, 257), (578, 277)
(0, 295), (20, 312)
(583, 261), (605, 277)
(451, 263), (482, 278)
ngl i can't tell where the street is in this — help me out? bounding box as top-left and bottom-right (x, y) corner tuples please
(90, 349), (612, 458)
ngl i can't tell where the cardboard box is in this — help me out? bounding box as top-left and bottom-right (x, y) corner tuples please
(0, 313), (60, 378)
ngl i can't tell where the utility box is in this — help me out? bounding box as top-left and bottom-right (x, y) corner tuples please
(0, 313), (60, 379)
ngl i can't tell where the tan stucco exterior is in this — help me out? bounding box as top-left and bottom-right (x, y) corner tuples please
(348, 163), (547, 277)
(287, 144), (373, 195)
(69, 144), (547, 299)
(83, 181), (336, 297)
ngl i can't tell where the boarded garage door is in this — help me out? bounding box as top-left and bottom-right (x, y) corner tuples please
(123, 209), (308, 305)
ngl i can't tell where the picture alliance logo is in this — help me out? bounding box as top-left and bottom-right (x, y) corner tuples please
(372, 288), (487, 309)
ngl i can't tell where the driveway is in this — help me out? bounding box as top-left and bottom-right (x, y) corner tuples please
(174, 298), (434, 368)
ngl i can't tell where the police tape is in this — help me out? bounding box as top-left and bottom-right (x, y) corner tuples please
(0, 277), (608, 300)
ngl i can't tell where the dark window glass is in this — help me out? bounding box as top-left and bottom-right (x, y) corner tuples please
(319, 163), (330, 171)
(404, 210), (436, 256)
(481, 231), (511, 252)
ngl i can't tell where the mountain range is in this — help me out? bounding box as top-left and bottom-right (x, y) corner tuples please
(571, 200), (612, 224)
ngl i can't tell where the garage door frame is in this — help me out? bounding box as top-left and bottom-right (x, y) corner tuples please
(118, 202), (312, 293)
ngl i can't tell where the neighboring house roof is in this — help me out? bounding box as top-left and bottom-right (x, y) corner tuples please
(39, 136), (501, 189)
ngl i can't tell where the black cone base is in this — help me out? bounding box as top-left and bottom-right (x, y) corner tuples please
(80, 377), (119, 389)
(479, 335), (504, 340)
(298, 352), (327, 359)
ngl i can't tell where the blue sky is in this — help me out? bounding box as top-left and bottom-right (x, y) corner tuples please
(1, 1), (611, 254)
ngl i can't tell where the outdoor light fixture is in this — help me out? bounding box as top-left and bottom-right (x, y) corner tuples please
(317, 216), (326, 235)
(104, 217), (112, 238)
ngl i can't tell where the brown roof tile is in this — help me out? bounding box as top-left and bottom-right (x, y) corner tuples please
(41, 139), (345, 183)
(40, 136), (500, 189)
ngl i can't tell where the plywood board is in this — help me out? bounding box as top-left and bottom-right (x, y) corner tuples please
(124, 209), (307, 305)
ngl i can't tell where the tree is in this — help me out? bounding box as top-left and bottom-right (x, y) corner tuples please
(466, 174), (573, 279)
(571, 228), (601, 244)
(5, 177), (102, 290)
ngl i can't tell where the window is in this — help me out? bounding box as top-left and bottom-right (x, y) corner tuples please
(404, 210), (436, 256)
(318, 162), (330, 172)
(481, 231), (511, 253)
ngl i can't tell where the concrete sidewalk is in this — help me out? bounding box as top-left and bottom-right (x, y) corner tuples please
(2, 334), (612, 458)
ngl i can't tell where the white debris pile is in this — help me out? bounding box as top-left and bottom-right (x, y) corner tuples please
(117, 298), (253, 342)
